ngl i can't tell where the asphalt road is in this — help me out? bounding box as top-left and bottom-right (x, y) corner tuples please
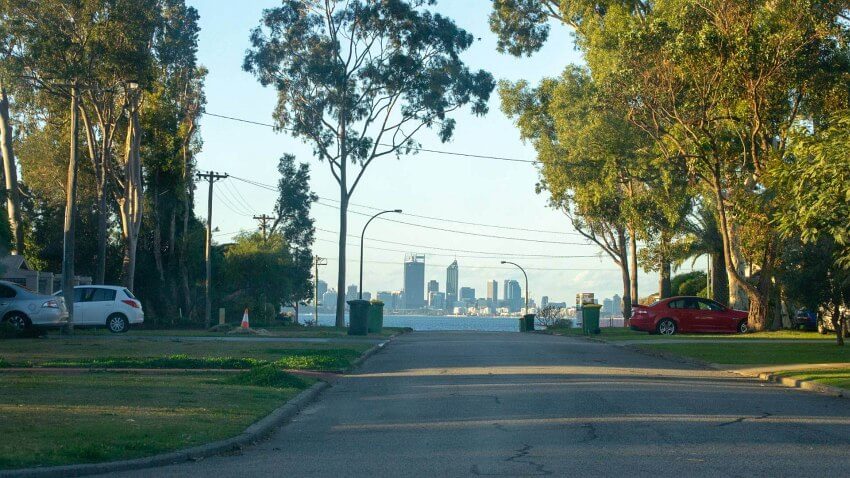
(108, 331), (850, 477)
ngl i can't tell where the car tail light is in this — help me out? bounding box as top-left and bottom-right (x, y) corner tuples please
(41, 299), (59, 309)
(122, 299), (141, 309)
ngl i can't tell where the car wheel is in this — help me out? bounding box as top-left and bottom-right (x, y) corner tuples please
(4, 312), (31, 331)
(737, 320), (748, 334)
(657, 318), (677, 336)
(107, 314), (129, 333)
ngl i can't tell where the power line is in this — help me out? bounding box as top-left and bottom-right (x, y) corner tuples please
(313, 236), (602, 261)
(313, 200), (593, 246)
(229, 174), (585, 237)
(204, 111), (537, 164)
(315, 227), (589, 257)
(323, 256), (622, 272)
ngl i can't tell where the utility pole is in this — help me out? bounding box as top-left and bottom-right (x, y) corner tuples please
(196, 170), (228, 328)
(62, 80), (79, 334)
(313, 256), (327, 326)
(253, 214), (275, 241)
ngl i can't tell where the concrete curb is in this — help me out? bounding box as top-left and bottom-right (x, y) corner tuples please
(615, 341), (849, 400)
(1, 331), (407, 478)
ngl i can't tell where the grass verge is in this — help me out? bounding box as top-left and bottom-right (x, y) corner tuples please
(0, 338), (370, 372)
(0, 370), (313, 470)
(637, 342), (850, 365)
(70, 325), (409, 339)
(775, 368), (850, 391)
(542, 326), (833, 342)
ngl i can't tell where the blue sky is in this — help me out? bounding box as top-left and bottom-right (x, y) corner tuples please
(186, 0), (678, 303)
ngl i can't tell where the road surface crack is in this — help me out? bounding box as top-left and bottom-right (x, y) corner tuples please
(718, 412), (772, 427)
(504, 444), (553, 476)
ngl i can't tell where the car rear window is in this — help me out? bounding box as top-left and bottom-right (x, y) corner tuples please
(90, 288), (117, 302)
(122, 288), (136, 299)
(668, 299), (686, 309)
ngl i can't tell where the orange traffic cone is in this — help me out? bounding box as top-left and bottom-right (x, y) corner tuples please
(241, 308), (250, 329)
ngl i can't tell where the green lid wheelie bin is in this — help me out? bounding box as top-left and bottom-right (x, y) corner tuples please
(582, 304), (602, 335)
(347, 300), (370, 336)
(368, 300), (384, 334)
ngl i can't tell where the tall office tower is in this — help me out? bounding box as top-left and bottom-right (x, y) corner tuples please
(459, 287), (476, 301)
(503, 279), (522, 312)
(362, 292), (371, 301)
(428, 280), (439, 294)
(316, 280), (328, 302)
(541, 296), (549, 308)
(322, 290), (337, 311)
(612, 294), (623, 316)
(403, 253), (426, 309)
(377, 291), (394, 310)
(346, 284), (358, 301)
(486, 280), (499, 304)
(446, 260), (459, 299)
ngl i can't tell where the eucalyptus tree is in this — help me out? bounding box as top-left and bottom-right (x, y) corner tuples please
(244, 0), (494, 327)
(270, 154), (317, 322)
(491, 0), (850, 330)
(500, 66), (648, 318)
(0, 9), (23, 254)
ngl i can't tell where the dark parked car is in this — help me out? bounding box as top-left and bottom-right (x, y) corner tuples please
(629, 296), (748, 335)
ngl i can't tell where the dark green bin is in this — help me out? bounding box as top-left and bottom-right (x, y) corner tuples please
(347, 300), (370, 336)
(582, 304), (602, 335)
(518, 313), (536, 332)
(368, 300), (384, 334)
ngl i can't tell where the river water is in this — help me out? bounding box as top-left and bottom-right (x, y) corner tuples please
(299, 313), (522, 332)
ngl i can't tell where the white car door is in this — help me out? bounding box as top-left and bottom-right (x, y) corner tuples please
(88, 288), (117, 325)
(72, 287), (93, 324)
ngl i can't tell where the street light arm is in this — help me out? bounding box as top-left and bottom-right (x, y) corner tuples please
(360, 209), (403, 300)
(501, 260), (529, 313)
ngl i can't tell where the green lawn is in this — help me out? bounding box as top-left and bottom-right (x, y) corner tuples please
(640, 342), (850, 365)
(0, 370), (312, 470)
(70, 325), (408, 339)
(776, 368), (850, 391)
(543, 326), (832, 342)
(0, 337), (370, 372)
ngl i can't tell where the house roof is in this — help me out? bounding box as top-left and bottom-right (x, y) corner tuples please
(0, 255), (29, 271)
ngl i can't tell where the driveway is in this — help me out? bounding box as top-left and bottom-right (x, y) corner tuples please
(106, 331), (850, 477)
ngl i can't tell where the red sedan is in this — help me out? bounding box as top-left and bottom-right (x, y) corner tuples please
(629, 296), (749, 335)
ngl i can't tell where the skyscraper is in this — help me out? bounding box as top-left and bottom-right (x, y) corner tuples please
(459, 287), (475, 301)
(446, 260), (459, 299)
(346, 284), (358, 301)
(504, 279), (522, 312)
(612, 294), (622, 316)
(486, 280), (498, 304)
(403, 253), (425, 309)
(541, 296), (549, 308)
(428, 280), (439, 294)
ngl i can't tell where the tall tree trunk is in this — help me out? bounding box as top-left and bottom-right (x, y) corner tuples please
(335, 190), (348, 328)
(117, 108), (143, 291)
(831, 302), (844, 346)
(659, 257), (672, 299)
(618, 228), (632, 322)
(179, 121), (195, 319)
(712, 176), (770, 330)
(79, 107), (110, 284)
(628, 228), (638, 303)
(0, 84), (23, 254)
(711, 252), (729, 306)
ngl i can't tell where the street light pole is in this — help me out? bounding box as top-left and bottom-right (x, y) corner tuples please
(360, 209), (402, 300)
(501, 261), (529, 313)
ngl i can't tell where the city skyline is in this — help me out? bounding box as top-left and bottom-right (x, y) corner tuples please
(189, 0), (704, 303)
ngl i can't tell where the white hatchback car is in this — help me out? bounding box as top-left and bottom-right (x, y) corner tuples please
(55, 286), (144, 333)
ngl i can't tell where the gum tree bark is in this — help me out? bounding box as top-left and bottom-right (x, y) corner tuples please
(0, 83), (23, 254)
